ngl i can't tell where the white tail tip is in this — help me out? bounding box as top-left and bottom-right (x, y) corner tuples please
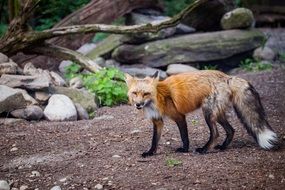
(257, 129), (278, 149)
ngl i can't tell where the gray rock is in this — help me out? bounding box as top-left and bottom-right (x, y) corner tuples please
(0, 53), (9, 63)
(74, 103), (89, 120)
(175, 24), (196, 34)
(0, 74), (50, 90)
(23, 62), (52, 82)
(50, 186), (61, 190)
(105, 59), (120, 68)
(92, 57), (105, 67)
(58, 60), (72, 74)
(30, 171), (40, 177)
(44, 94), (77, 121)
(19, 185), (28, 190)
(77, 43), (97, 55)
(253, 47), (276, 61)
(49, 86), (97, 112)
(94, 184), (103, 190)
(120, 65), (167, 79)
(14, 88), (38, 105)
(0, 180), (10, 190)
(166, 64), (198, 75)
(221, 8), (255, 30)
(69, 77), (83, 89)
(0, 118), (26, 126)
(113, 29), (265, 67)
(0, 85), (26, 114)
(34, 91), (50, 104)
(0, 61), (18, 75)
(50, 71), (66, 86)
(10, 105), (43, 120)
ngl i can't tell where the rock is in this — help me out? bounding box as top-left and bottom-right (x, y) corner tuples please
(0, 85), (26, 114)
(58, 60), (72, 74)
(30, 171), (40, 177)
(76, 43), (97, 55)
(112, 155), (121, 158)
(105, 59), (120, 68)
(50, 71), (66, 86)
(166, 64), (198, 75)
(69, 77), (83, 89)
(34, 91), (50, 104)
(112, 29), (265, 67)
(10, 147), (18, 152)
(253, 47), (276, 61)
(0, 61), (18, 75)
(94, 184), (103, 190)
(10, 105), (43, 120)
(44, 94), (77, 121)
(0, 180), (10, 190)
(50, 186), (61, 190)
(75, 103), (89, 120)
(120, 65), (167, 79)
(0, 118), (26, 125)
(0, 53), (9, 63)
(23, 63), (52, 83)
(0, 74), (50, 90)
(19, 185), (28, 190)
(175, 24), (196, 35)
(49, 86), (97, 112)
(14, 88), (38, 105)
(92, 57), (105, 67)
(221, 8), (255, 30)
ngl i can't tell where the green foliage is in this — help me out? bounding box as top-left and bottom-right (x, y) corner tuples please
(166, 158), (182, 167)
(279, 52), (285, 62)
(0, 24), (8, 37)
(163, 0), (194, 16)
(65, 63), (128, 107)
(34, 0), (90, 31)
(202, 64), (218, 70)
(92, 33), (110, 43)
(240, 58), (272, 72)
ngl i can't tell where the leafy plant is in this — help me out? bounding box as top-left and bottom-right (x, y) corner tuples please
(163, 0), (194, 16)
(92, 32), (110, 43)
(240, 58), (272, 72)
(202, 64), (218, 70)
(166, 158), (182, 167)
(65, 63), (128, 107)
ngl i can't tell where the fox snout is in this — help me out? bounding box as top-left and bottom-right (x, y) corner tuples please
(135, 102), (145, 109)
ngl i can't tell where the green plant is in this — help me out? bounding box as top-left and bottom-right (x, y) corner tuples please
(240, 58), (272, 72)
(202, 64), (218, 70)
(279, 52), (285, 62)
(0, 24), (8, 37)
(65, 63), (128, 107)
(92, 32), (110, 43)
(163, 0), (194, 16)
(166, 158), (182, 167)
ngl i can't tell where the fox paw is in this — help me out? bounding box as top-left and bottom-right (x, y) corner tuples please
(141, 151), (154, 158)
(195, 147), (208, 154)
(175, 147), (189, 153)
(214, 144), (227, 151)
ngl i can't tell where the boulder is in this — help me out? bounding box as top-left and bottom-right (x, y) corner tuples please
(166, 64), (198, 75)
(34, 91), (50, 104)
(0, 74), (50, 90)
(75, 103), (89, 120)
(92, 57), (105, 67)
(0, 85), (26, 113)
(69, 77), (84, 89)
(253, 47), (276, 61)
(49, 86), (97, 112)
(44, 94), (77, 121)
(0, 61), (18, 75)
(50, 71), (66, 86)
(120, 65), (167, 79)
(112, 29), (265, 67)
(0, 53), (9, 63)
(221, 8), (255, 30)
(11, 105), (43, 120)
(0, 180), (10, 190)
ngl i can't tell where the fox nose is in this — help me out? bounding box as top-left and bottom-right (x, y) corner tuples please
(135, 102), (144, 109)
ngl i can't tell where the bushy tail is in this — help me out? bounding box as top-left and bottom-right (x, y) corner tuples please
(229, 77), (278, 149)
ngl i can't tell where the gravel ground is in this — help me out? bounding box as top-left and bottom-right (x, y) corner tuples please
(0, 69), (285, 190)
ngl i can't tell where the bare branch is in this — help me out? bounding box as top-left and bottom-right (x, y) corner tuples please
(25, 43), (101, 72)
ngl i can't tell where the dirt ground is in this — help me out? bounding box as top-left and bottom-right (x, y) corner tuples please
(1, 68), (285, 190)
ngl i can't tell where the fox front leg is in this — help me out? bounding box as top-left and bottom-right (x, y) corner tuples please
(142, 119), (163, 157)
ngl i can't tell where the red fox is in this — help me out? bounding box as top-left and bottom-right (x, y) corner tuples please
(125, 70), (278, 157)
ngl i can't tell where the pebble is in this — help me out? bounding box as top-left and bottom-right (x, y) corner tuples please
(50, 186), (61, 190)
(59, 177), (67, 183)
(0, 180), (10, 190)
(19, 185), (28, 190)
(112, 155), (121, 158)
(10, 147), (18, 152)
(30, 171), (40, 177)
(268, 174), (275, 179)
(94, 184), (103, 190)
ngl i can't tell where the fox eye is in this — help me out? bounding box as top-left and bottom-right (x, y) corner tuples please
(132, 92), (137, 95)
(143, 92), (151, 97)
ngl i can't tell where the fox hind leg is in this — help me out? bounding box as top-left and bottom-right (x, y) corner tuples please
(215, 116), (235, 150)
(174, 114), (189, 153)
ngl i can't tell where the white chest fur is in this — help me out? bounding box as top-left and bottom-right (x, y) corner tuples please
(143, 103), (161, 119)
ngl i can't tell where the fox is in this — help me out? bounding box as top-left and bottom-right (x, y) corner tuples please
(125, 70), (278, 157)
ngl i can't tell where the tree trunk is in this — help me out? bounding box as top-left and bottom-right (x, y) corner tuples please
(12, 0), (162, 69)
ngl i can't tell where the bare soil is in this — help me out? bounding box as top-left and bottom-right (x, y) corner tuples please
(1, 69), (285, 190)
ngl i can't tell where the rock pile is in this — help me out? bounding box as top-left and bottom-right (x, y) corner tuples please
(0, 52), (97, 122)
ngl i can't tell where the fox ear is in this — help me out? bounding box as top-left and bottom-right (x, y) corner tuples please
(125, 73), (134, 86)
(151, 71), (160, 80)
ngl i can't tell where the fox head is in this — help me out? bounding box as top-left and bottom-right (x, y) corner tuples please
(125, 71), (159, 110)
